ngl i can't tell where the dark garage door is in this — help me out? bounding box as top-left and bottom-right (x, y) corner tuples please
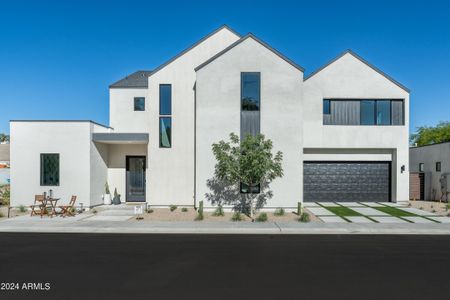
(304, 161), (391, 202)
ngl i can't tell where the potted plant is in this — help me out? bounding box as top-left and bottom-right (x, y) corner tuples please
(103, 182), (112, 205)
(112, 188), (121, 205)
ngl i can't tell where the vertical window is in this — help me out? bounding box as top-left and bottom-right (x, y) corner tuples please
(323, 100), (331, 114)
(361, 100), (375, 125)
(241, 73), (260, 111)
(159, 117), (172, 148)
(240, 182), (261, 194)
(376, 100), (391, 125)
(159, 84), (172, 148)
(419, 163), (424, 172)
(159, 84), (172, 115)
(436, 162), (441, 172)
(134, 97), (145, 111)
(40, 154), (59, 186)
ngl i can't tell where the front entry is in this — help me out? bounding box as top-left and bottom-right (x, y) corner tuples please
(126, 156), (146, 202)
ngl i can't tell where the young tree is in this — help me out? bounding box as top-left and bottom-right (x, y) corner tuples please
(212, 133), (283, 220)
(0, 133), (9, 143)
(410, 121), (450, 146)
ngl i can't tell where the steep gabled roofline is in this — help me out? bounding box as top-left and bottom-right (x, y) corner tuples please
(148, 25), (241, 78)
(304, 49), (410, 93)
(109, 70), (153, 89)
(195, 33), (305, 72)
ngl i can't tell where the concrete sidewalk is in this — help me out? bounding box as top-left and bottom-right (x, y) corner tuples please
(1, 215), (450, 235)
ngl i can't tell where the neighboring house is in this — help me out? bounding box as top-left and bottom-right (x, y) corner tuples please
(409, 142), (450, 201)
(10, 25), (410, 208)
(0, 143), (10, 185)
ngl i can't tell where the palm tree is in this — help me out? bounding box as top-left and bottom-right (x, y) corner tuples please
(0, 133), (10, 143)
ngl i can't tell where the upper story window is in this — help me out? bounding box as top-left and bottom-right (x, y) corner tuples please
(323, 99), (404, 126)
(241, 73), (260, 111)
(134, 97), (145, 111)
(419, 163), (424, 172)
(436, 162), (441, 172)
(159, 84), (172, 148)
(159, 84), (172, 115)
(40, 153), (59, 186)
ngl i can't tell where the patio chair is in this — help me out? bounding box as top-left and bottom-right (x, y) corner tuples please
(58, 196), (77, 217)
(30, 195), (45, 217)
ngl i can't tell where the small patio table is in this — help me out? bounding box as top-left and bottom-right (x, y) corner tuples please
(43, 198), (60, 217)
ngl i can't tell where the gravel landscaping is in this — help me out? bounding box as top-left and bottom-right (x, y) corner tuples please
(408, 200), (449, 216)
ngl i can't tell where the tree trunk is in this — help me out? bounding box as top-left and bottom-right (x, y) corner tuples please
(250, 197), (254, 221)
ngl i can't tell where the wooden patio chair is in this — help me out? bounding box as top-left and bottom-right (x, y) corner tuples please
(30, 195), (45, 217)
(58, 196), (77, 217)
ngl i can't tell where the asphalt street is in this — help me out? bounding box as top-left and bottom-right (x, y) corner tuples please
(0, 233), (449, 299)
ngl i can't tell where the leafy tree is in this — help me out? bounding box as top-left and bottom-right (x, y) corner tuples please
(211, 133), (283, 220)
(0, 133), (9, 143)
(410, 121), (450, 146)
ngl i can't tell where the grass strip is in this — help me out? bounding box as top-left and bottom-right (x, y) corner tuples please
(324, 206), (362, 217)
(375, 206), (418, 217)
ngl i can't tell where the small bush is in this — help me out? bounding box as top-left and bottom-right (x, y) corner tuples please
(0, 212), (4, 218)
(256, 212), (268, 222)
(432, 209), (436, 213)
(18, 205), (26, 213)
(447, 203), (450, 211)
(195, 201), (204, 221)
(231, 212), (243, 222)
(181, 207), (188, 212)
(212, 205), (225, 217)
(146, 208), (154, 214)
(420, 207), (424, 210)
(274, 207), (285, 216)
(170, 205), (177, 212)
(448, 212), (450, 217)
(299, 212), (311, 223)
(92, 209), (98, 214)
(0, 185), (10, 206)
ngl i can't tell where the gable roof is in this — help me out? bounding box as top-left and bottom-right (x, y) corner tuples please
(109, 70), (153, 89)
(304, 50), (409, 93)
(148, 25), (241, 78)
(195, 33), (305, 72)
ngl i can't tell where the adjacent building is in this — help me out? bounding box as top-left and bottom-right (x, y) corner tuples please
(10, 25), (410, 208)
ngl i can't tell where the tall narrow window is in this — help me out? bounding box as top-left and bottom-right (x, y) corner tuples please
(241, 73), (260, 111)
(159, 117), (172, 148)
(323, 100), (331, 115)
(159, 84), (172, 148)
(134, 97), (145, 111)
(419, 163), (424, 172)
(436, 162), (441, 172)
(40, 154), (60, 186)
(361, 100), (375, 125)
(376, 100), (391, 125)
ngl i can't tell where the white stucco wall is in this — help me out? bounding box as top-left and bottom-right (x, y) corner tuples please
(109, 88), (148, 132)
(195, 37), (304, 208)
(303, 52), (410, 202)
(146, 27), (240, 206)
(10, 122), (92, 207)
(410, 142), (450, 200)
(90, 124), (111, 206)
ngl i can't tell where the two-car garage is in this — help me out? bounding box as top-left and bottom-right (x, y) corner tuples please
(303, 161), (391, 202)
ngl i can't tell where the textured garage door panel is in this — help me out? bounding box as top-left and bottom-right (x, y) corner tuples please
(304, 162), (391, 202)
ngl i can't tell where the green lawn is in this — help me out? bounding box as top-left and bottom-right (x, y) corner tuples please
(324, 206), (362, 217)
(375, 206), (417, 217)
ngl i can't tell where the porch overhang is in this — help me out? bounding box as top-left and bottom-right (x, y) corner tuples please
(92, 133), (149, 144)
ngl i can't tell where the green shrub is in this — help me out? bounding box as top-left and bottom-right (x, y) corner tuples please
(170, 205), (177, 212)
(18, 205), (26, 213)
(299, 212), (311, 223)
(256, 212), (268, 222)
(92, 209), (98, 214)
(212, 205), (224, 216)
(447, 203), (450, 211)
(181, 207), (188, 212)
(0, 185), (10, 206)
(195, 201), (204, 221)
(231, 212), (243, 221)
(146, 208), (154, 214)
(274, 207), (285, 216)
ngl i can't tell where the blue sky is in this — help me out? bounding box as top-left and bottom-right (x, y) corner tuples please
(1, 0), (449, 134)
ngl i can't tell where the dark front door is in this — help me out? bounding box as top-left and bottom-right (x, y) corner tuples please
(126, 156), (146, 202)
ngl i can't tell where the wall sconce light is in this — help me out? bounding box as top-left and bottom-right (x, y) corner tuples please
(401, 165), (405, 173)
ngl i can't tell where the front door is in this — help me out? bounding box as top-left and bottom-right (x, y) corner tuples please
(126, 156), (146, 202)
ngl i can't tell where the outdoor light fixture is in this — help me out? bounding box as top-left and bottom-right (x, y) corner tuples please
(401, 165), (405, 173)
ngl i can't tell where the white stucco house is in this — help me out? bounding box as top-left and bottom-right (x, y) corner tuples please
(10, 25), (410, 209)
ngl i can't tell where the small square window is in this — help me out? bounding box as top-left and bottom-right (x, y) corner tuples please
(419, 163), (424, 172)
(323, 100), (331, 115)
(240, 182), (260, 194)
(436, 162), (441, 172)
(134, 97), (145, 111)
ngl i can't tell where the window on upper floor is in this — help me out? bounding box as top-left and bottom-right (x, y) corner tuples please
(134, 97), (145, 111)
(436, 162), (441, 172)
(159, 84), (172, 148)
(419, 163), (424, 172)
(159, 84), (172, 115)
(241, 73), (260, 111)
(40, 153), (59, 186)
(323, 99), (404, 126)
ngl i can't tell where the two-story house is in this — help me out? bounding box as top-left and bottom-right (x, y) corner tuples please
(10, 25), (410, 209)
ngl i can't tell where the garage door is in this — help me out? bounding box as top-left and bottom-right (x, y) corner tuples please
(303, 162), (391, 202)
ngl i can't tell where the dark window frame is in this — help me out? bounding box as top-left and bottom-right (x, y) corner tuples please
(436, 162), (441, 172)
(134, 97), (145, 111)
(159, 116), (172, 148)
(419, 163), (424, 172)
(40, 153), (60, 186)
(241, 72), (261, 112)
